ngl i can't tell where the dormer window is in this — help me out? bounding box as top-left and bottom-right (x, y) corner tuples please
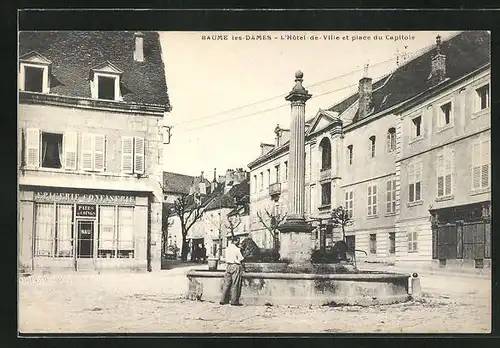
(90, 61), (123, 101)
(19, 51), (52, 94)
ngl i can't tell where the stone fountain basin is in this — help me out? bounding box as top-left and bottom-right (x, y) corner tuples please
(186, 264), (411, 306)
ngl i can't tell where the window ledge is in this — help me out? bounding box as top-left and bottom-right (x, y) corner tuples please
(470, 187), (491, 196)
(385, 212), (397, 217)
(435, 195), (454, 202)
(318, 204), (331, 211)
(472, 107), (490, 120)
(409, 136), (425, 145)
(407, 200), (423, 207)
(436, 123), (454, 134)
(407, 250), (419, 254)
(366, 214), (379, 220)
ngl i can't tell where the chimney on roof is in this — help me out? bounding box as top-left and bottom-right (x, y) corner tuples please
(211, 168), (217, 192)
(429, 35), (446, 85)
(357, 64), (373, 120)
(199, 171), (206, 195)
(134, 32), (145, 62)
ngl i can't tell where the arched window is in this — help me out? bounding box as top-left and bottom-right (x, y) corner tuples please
(369, 136), (376, 158)
(387, 128), (396, 153)
(319, 137), (332, 170)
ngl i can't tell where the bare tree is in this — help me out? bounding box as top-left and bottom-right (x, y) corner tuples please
(173, 194), (204, 261)
(330, 206), (353, 242)
(224, 213), (241, 240)
(256, 208), (287, 251)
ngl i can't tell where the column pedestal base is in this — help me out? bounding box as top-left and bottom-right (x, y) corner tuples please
(278, 219), (313, 264)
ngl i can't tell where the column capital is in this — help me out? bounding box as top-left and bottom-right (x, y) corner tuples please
(285, 71), (312, 103)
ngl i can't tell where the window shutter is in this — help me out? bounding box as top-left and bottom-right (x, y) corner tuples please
(481, 140), (490, 188)
(94, 134), (105, 172)
(134, 136), (145, 174)
(63, 132), (78, 170)
(81, 133), (93, 171)
(445, 150), (454, 195)
(437, 154), (444, 196)
(472, 143), (481, 189)
(26, 128), (40, 168)
(121, 136), (134, 173)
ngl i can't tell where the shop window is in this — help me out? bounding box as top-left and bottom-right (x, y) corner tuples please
(369, 234), (377, 254)
(41, 132), (63, 169)
(97, 206), (135, 258)
(34, 203), (73, 257)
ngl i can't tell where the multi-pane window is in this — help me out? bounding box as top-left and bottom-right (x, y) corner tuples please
(407, 231), (418, 252)
(471, 139), (490, 190)
(275, 164), (280, 184)
(367, 184), (378, 216)
(437, 101), (453, 128)
(98, 206), (135, 258)
(369, 234), (377, 254)
(253, 175), (257, 193)
(321, 182), (332, 206)
(34, 203), (73, 257)
(347, 145), (353, 165)
(260, 172), (264, 190)
(387, 128), (396, 153)
(411, 116), (422, 139)
(320, 137), (332, 170)
(386, 179), (397, 213)
(369, 136), (376, 158)
(345, 190), (354, 218)
(389, 232), (396, 254)
(436, 149), (454, 197)
(121, 136), (145, 174)
(284, 161), (288, 180)
(267, 169), (271, 188)
(408, 161), (423, 202)
(476, 84), (490, 111)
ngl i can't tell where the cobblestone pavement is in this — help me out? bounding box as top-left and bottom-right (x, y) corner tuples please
(18, 266), (491, 334)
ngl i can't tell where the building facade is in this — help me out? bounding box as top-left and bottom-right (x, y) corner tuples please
(247, 31), (490, 269)
(18, 31), (171, 272)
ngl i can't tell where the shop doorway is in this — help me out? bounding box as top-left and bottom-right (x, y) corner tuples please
(76, 220), (95, 270)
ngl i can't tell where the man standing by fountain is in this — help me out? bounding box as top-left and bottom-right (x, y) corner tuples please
(220, 237), (245, 306)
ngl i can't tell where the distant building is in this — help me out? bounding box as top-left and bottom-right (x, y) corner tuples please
(18, 31), (171, 272)
(247, 31), (490, 270)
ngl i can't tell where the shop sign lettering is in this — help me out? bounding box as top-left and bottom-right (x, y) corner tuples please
(35, 191), (136, 204)
(76, 204), (97, 217)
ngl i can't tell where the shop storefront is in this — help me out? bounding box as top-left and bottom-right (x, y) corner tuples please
(19, 187), (151, 272)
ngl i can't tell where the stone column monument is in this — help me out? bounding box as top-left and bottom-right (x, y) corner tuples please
(278, 71), (313, 264)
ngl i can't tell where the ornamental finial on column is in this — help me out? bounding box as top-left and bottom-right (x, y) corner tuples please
(286, 70), (312, 102)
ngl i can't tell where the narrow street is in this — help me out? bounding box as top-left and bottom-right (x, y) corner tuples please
(18, 265), (491, 334)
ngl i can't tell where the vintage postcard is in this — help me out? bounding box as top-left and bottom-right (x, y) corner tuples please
(18, 28), (491, 334)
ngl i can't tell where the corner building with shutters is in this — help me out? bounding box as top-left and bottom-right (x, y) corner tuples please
(17, 32), (171, 272)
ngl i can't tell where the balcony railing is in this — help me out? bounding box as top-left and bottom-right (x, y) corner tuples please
(320, 167), (332, 181)
(269, 182), (282, 197)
